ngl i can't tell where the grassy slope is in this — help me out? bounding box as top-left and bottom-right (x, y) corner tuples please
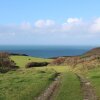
(54, 72), (83, 100)
(74, 64), (100, 100)
(0, 56), (54, 100)
(0, 68), (57, 100)
(86, 68), (100, 100)
(0, 56), (83, 100)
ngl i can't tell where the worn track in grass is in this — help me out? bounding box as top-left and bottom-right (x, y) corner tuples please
(77, 74), (97, 100)
(35, 75), (61, 100)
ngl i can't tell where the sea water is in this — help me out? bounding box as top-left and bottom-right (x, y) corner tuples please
(0, 45), (94, 58)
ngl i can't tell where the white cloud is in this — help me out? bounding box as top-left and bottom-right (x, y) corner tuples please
(0, 17), (100, 37)
(46, 20), (55, 26)
(62, 23), (72, 31)
(62, 18), (83, 31)
(89, 18), (100, 33)
(34, 19), (55, 28)
(0, 18), (100, 44)
(0, 18), (100, 45)
(67, 18), (82, 24)
(20, 22), (32, 30)
(34, 20), (45, 28)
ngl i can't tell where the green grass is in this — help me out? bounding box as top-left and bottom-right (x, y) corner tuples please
(54, 72), (83, 100)
(0, 56), (67, 100)
(35, 66), (70, 73)
(0, 54), (54, 100)
(10, 55), (52, 68)
(86, 68), (100, 100)
(0, 68), (56, 100)
(0, 56), (84, 100)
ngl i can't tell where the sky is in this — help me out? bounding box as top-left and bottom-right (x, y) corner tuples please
(0, 0), (100, 46)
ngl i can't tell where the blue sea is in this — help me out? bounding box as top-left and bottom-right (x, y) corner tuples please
(0, 45), (95, 58)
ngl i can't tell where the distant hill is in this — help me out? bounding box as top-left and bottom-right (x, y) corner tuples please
(84, 47), (100, 56)
(50, 47), (100, 69)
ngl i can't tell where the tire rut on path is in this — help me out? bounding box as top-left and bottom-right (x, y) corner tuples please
(35, 75), (61, 100)
(77, 74), (98, 100)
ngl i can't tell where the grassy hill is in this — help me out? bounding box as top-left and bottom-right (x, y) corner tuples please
(84, 47), (100, 56)
(0, 55), (55, 100)
(0, 47), (100, 100)
(0, 55), (83, 100)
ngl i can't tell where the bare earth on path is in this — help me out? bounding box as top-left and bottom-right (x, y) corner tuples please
(35, 75), (61, 100)
(77, 74), (97, 100)
(36, 72), (98, 100)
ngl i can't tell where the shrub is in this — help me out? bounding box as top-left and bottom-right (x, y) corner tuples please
(0, 52), (18, 73)
(25, 62), (49, 68)
(51, 57), (65, 65)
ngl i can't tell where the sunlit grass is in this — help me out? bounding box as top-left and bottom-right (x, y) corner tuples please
(86, 68), (100, 99)
(10, 55), (52, 68)
(54, 72), (83, 100)
(0, 68), (56, 100)
(0, 56), (84, 100)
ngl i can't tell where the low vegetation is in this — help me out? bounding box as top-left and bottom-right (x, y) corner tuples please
(25, 62), (49, 68)
(0, 52), (18, 73)
(0, 54), (83, 100)
(86, 67), (100, 100)
(0, 47), (100, 100)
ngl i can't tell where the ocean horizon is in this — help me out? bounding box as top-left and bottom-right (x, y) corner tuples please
(0, 45), (96, 58)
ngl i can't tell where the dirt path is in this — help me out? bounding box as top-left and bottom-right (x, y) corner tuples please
(35, 75), (61, 100)
(35, 72), (98, 100)
(77, 74), (97, 100)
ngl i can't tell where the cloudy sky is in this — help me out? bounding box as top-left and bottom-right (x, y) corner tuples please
(0, 0), (100, 46)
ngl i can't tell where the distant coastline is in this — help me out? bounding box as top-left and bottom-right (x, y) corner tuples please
(0, 45), (95, 58)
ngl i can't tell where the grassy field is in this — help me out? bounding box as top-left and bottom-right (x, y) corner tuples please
(54, 72), (83, 100)
(86, 67), (100, 100)
(10, 55), (52, 68)
(0, 68), (57, 100)
(0, 56), (54, 100)
(0, 56), (83, 100)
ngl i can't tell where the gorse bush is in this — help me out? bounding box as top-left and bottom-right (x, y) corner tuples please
(0, 52), (18, 73)
(26, 62), (49, 68)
